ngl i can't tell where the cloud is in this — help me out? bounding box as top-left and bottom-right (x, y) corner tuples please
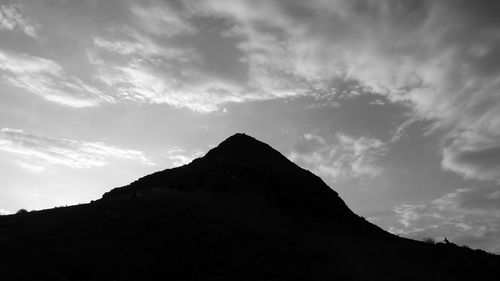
(0, 128), (154, 169)
(94, 61), (249, 112)
(88, 5), (248, 112)
(167, 146), (204, 167)
(390, 117), (419, 143)
(289, 133), (386, 182)
(391, 186), (500, 253)
(442, 135), (500, 182)
(0, 2), (39, 37)
(0, 208), (12, 215)
(93, 34), (191, 60)
(0, 49), (110, 107)
(130, 0), (196, 37)
(84, 0), (336, 112)
(369, 99), (385, 106)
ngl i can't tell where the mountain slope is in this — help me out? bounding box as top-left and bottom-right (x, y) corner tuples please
(0, 133), (498, 281)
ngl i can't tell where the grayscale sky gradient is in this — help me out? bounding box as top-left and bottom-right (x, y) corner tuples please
(1, 0), (500, 253)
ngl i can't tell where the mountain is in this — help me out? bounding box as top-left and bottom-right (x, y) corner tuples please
(103, 133), (378, 232)
(0, 133), (498, 281)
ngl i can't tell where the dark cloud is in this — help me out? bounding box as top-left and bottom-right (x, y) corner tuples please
(443, 143), (500, 181)
(454, 146), (500, 172)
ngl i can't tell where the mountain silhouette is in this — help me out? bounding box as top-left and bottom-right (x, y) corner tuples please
(0, 133), (498, 281)
(104, 133), (371, 226)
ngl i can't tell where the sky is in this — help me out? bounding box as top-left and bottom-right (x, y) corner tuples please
(0, 0), (500, 253)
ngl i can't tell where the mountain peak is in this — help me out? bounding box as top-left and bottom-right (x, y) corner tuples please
(205, 133), (290, 167)
(102, 133), (367, 224)
(214, 133), (265, 153)
(223, 132), (254, 141)
(210, 133), (269, 152)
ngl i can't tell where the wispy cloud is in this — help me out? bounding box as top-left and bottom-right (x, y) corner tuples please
(94, 61), (248, 112)
(0, 128), (154, 169)
(390, 117), (419, 143)
(391, 186), (500, 253)
(0, 49), (110, 107)
(0, 2), (39, 37)
(289, 133), (386, 182)
(93, 26), (196, 60)
(130, 0), (196, 37)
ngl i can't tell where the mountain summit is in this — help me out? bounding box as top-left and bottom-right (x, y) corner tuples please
(1, 134), (499, 281)
(204, 133), (293, 166)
